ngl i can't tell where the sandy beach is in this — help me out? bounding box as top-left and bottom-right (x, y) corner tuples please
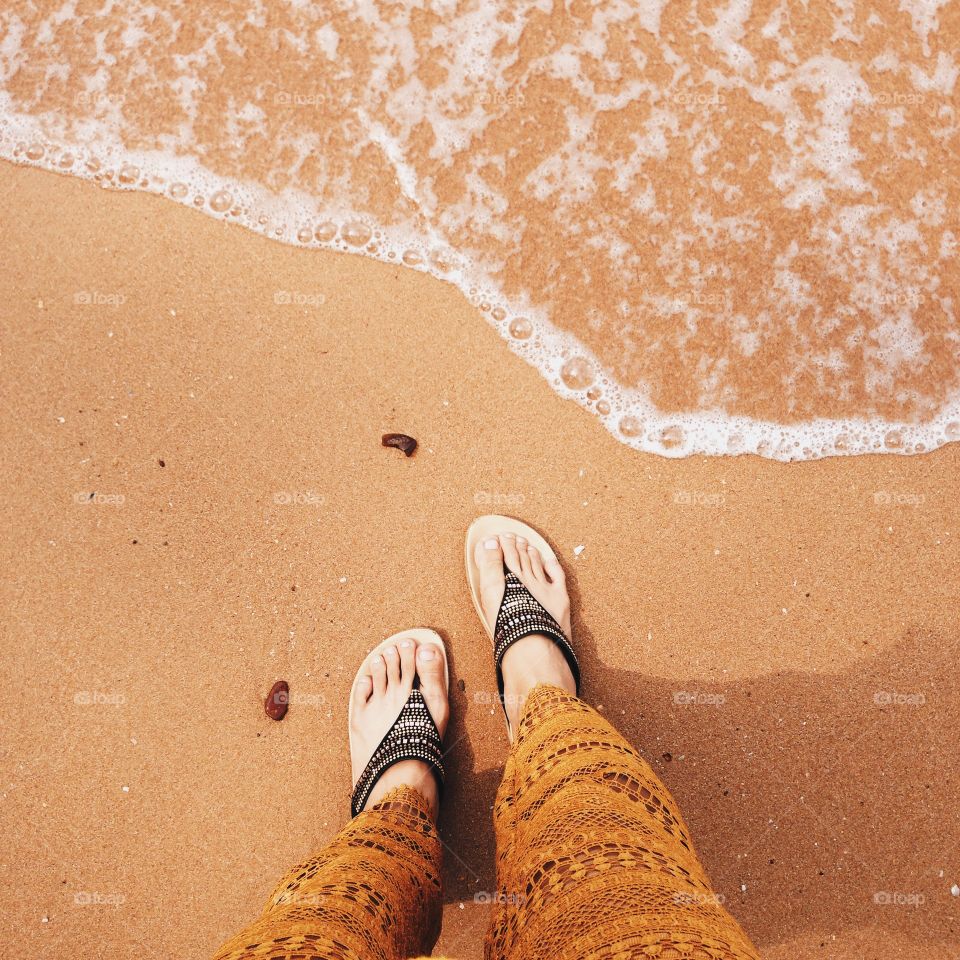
(1, 163), (958, 958)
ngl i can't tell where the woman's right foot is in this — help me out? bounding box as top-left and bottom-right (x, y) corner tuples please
(350, 638), (449, 818)
(474, 533), (576, 733)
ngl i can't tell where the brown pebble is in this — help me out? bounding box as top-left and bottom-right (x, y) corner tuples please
(265, 680), (290, 720)
(662, 752), (672, 762)
(381, 432), (417, 456)
(457, 678), (466, 692)
(158, 459), (165, 467)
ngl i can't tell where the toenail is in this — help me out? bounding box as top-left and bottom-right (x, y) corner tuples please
(484, 538), (498, 549)
(400, 640), (412, 648)
(384, 647), (396, 657)
(418, 648), (436, 661)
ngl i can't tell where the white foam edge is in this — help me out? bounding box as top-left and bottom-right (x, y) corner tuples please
(2, 107), (958, 463)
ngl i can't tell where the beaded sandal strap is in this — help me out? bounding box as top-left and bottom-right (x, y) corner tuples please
(493, 570), (580, 712)
(350, 688), (445, 818)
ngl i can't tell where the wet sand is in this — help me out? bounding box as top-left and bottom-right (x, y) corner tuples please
(1, 163), (958, 959)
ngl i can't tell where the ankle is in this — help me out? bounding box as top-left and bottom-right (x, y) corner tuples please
(501, 633), (576, 730)
(366, 761), (440, 819)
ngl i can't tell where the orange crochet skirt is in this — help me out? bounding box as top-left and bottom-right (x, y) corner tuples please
(212, 685), (760, 960)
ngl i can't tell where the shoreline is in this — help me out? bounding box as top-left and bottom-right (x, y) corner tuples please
(3, 132), (957, 462)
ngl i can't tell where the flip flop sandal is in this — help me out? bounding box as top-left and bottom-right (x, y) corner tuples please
(348, 628), (448, 818)
(465, 515), (580, 739)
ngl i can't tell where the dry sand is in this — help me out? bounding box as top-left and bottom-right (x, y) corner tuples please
(1, 163), (958, 959)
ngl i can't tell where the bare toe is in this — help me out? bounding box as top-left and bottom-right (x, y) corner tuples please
(416, 644), (449, 739)
(475, 536), (506, 633)
(383, 645), (401, 687)
(352, 674), (373, 711)
(527, 543), (546, 581)
(500, 533), (523, 577)
(370, 654), (387, 696)
(398, 638), (416, 682)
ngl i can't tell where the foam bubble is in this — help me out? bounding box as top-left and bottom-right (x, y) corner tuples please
(341, 221), (372, 246)
(560, 357), (595, 391)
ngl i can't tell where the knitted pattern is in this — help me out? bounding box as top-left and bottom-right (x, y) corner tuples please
(213, 686), (758, 959)
(211, 788), (442, 960)
(485, 685), (760, 960)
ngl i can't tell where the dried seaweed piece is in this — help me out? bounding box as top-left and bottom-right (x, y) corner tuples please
(381, 433), (417, 457)
(265, 680), (289, 720)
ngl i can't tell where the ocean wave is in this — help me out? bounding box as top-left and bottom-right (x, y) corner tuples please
(2, 0), (957, 460)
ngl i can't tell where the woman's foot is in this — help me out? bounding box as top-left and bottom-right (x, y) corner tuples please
(350, 638), (449, 818)
(474, 533), (576, 733)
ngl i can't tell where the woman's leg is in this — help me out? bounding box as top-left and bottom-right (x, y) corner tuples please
(212, 786), (442, 960)
(472, 533), (759, 960)
(487, 685), (759, 960)
(212, 638), (449, 960)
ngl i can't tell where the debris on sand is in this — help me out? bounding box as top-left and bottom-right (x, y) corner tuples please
(381, 433), (417, 457)
(265, 680), (290, 720)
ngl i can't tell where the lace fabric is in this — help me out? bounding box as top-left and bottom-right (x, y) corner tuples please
(212, 685), (758, 960)
(486, 684), (760, 960)
(211, 789), (442, 960)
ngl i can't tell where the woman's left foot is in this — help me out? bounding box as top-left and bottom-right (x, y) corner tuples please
(350, 638), (449, 818)
(474, 534), (576, 733)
